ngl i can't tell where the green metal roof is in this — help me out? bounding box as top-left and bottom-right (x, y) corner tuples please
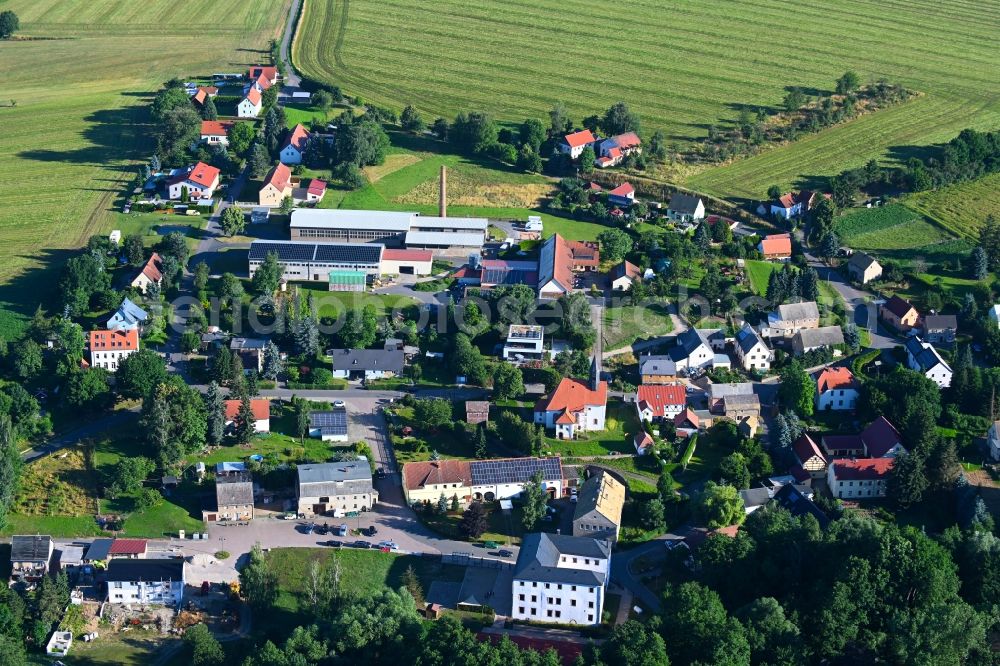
(328, 270), (366, 284)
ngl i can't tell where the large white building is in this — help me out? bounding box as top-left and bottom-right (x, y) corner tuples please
(815, 367), (859, 411)
(296, 462), (378, 517)
(827, 458), (893, 499)
(248, 240), (433, 283)
(288, 209), (487, 254)
(503, 325), (545, 362)
(106, 559), (185, 607)
(89, 329), (139, 371)
(512, 533), (611, 626)
(534, 378), (608, 439)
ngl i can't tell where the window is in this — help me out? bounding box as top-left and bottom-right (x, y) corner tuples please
(519, 607), (525, 614)
(588, 615), (594, 623)
(531, 608), (537, 616)
(572, 557), (578, 563)
(589, 601), (595, 608)
(545, 583), (550, 589)
(571, 586), (577, 592)
(531, 595), (537, 602)
(519, 594), (525, 601)
(557, 584), (562, 590)
(571, 599), (577, 607)
(555, 611), (562, 618)
(547, 610), (553, 618)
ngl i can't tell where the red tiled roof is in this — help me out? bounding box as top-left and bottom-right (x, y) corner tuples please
(383, 248), (432, 262)
(635, 431), (654, 450)
(611, 132), (641, 149)
(140, 252), (163, 282)
(636, 385), (686, 418)
(609, 182), (635, 197)
(606, 146), (622, 159)
(263, 163), (292, 192)
(615, 260), (641, 280)
(192, 88), (208, 105)
(224, 399), (270, 422)
(882, 295), (916, 319)
(245, 87), (262, 106)
(187, 162), (220, 189)
(89, 329), (139, 352)
(586, 182), (603, 191)
(759, 233), (792, 257)
(538, 378), (608, 415)
(306, 179), (327, 196)
(452, 266), (481, 279)
(200, 120), (233, 137)
(793, 433), (826, 465)
(555, 409), (577, 424)
(568, 239), (600, 267)
(861, 416), (903, 458)
(674, 408), (699, 429)
(816, 367), (857, 393)
(777, 193), (797, 208)
(402, 459), (472, 491)
(249, 66), (278, 82)
(543, 234), (575, 293)
(281, 123), (310, 153)
(832, 457), (894, 481)
(109, 539), (146, 555)
(563, 129), (596, 148)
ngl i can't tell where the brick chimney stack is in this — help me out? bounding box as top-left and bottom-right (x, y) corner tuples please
(439, 165), (447, 218)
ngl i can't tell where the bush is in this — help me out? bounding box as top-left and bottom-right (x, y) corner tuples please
(311, 367), (334, 385)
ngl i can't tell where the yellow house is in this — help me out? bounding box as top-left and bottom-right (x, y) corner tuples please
(401, 460), (472, 505)
(259, 163), (293, 207)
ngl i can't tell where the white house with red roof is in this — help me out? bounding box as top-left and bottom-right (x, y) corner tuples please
(167, 162), (220, 200)
(200, 120), (234, 147)
(635, 384), (686, 422)
(827, 457), (893, 499)
(304, 179), (327, 203)
(559, 129), (597, 159)
(130, 252), (163, 295)
(89, 329), (139, 371)
(815, 367), (859, 411)
(607, 182), (636, 207)
(634, 430), (655, 455)
(757, 233), (792, 261)
(534, 378), (608, 439)
(611, 260), (642, 291)
(279, 124), (311, 165)
(224, 399), (271, 433)
(248, 65), (279, 86)
(596, 132), (641, 168)
(238, 87), (263, 118)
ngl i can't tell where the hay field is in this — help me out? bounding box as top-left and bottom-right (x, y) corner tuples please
(902, 173), (1000, 240)
(293, 0), (1000, 200)
(0, 0), (289, 337)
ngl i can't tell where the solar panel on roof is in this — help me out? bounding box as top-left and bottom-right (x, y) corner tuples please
(313, 243), (381, 263)
(249, 241), (316, 262)
(309, 410), (347, 429)
(470, 458), (561, 485)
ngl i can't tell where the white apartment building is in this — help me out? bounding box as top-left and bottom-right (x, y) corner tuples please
(503, 324), (545, 362)
(105, 559), (185, 607)
(88, 329), (139, 371)
(512, 533), (610, 626)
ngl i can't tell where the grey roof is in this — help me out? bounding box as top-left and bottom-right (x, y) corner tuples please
(216, 473), (254, 507)
(470, 457), (562, 486)
(10, 535), (52, 562)
(773, 484), (829, 528)
(676, 328), (711, 356)
(640, 355), (677, 376)
(572, 470), (623, 525)
(107, 298), (148, 328)
(405, 230), (485, 248)
(230, 337), (267, 351)
(794, 326), (844, 350)
(905, 336), (950, 372)
(107, 558), (184, 583)
(309, 409), (348, 436)
(739, 487), (772, 509)
(297, 462), (374, 497)
(667, 192), (703, 215)
(513, 533), (610, 586)
(410, 216), (488, 232)
(290, 208), (414, 232)
(216, 462), (246, 474)
(776, 301), (819, 321)
(736, 324), (767, 354)
(848, 252), (880, 271)
(57, 545), (86, 567)
(723, 393), (760, 412)
(710, 382), (754, 400)
(330, 349), (405, 373)
(924, 314), (958, 331)
(85, 538), (114, 562)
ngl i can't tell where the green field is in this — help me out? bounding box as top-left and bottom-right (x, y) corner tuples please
(832, 204), (952, 251)
(0, 0), (290, 338)
(293, 0), (1000, 201)
(602, 303), (674, 351)
(902, 173), (1000, 240)
(745, 260), (778, 296)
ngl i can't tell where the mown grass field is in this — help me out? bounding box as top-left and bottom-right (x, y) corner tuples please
(902, 173), (1000, 240)
(0, 0), (290, 339)
(832, 204), (952, 251)
(294, 0), (1000, 201)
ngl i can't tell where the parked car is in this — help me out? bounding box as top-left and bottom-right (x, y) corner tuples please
(300, 522), (315, 534)
(377, 541), (399, 551)
(351, 540), (371, 549)
(324, 540), (342, 548)
(363, 526), (378, 537)
(570, 489), (578, 503)
(281, 512), (296, 520)
(497, 549), (514, 558)
(336, 524), (348, 537)
(315, 524), (329, 535)
(333, 400), (346, 408)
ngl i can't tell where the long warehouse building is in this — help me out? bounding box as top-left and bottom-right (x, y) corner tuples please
(289, 209), (487, 254)
(248, 241), (432, 284)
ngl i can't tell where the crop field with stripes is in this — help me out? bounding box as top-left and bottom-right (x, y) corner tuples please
(0, 0), (289, 337)
(294, 0), (1000, 202)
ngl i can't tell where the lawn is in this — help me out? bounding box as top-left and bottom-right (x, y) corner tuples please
(294, 0), (1000, 202)
(0, 0), (290, 338)
(541, 402), (638, 457)
(745, 260), (778, 296)
(832, 204), (954, 251)
(602, 303), (674, 351)
(902, 172), (1000, 240)
(294, 281), (418, 319)
(417, 501), (555, 546)
(264, 547), (465, 638)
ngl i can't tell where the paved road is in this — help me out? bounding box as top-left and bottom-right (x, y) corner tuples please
(277, 0), (303, 90)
